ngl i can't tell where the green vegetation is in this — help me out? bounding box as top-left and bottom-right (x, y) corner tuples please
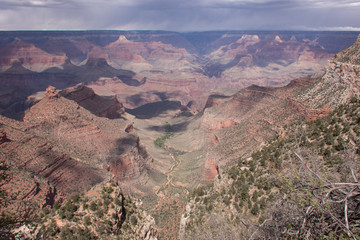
(155, 122), (174, 147)
(185, 96), (360, 239)
(0, 162), (36, 239)
(36, 182), (155, 239)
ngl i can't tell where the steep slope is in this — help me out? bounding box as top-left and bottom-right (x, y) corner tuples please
(36, 182), (158, 240)
(23, 86), (151, 180)
(0, 38), (67, 72)
(298, 35), (360, 109)
(87, 35), (198, 73)
(335, 34), (360, 65)
(0, 115), (108, 202)
(182, 36), (360, 239)
(183, 96), (360, 239)
(1, 31), (358, 118)
(60, 83), (125, 119)
(0, 84), (152, 212)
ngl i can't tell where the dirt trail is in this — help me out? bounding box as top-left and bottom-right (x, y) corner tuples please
(156, 148), (183, 195)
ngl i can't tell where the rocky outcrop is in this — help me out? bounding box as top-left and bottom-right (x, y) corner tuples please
(0, 85), (152, 208)
(201, 116), (238, 132)
(204, 158), (219, 182)
(107, 136), (150, 180)
(23, 86), (151, 182)
(0, 115), (107, 201)
(60, 83), (125, 119)
(2, 98), (151, 216)
(45, 85), (59, 99)
(140, 215), (158, 240)
(305, 104), (331, 121)
(87, 35), (197, 72)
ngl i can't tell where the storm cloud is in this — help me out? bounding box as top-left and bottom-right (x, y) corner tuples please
(0, 0), (359, 31)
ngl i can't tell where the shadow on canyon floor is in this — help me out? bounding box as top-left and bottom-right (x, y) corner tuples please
(146, 121), (191, 133)
(125, 100), (186, 119)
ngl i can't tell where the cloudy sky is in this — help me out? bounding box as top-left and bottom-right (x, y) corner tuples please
(0, 0), (360, 31)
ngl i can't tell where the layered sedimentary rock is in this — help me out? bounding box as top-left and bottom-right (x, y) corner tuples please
(0, 38), (67, 72)
(204, 158), (219, 182)
(1, 31), (357, 118)
(199, 78), (320, 169)
(60, 83), (125, 119)
(23, 86), (151, 179)
(87, 35), (198, 72)
(0, 114), (107, 201)
(0, 85), (151, 207)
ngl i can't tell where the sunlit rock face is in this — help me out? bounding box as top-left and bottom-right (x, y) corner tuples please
(1, 31), (358, 118)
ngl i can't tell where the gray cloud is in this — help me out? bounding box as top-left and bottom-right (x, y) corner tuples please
(0, 0), (359, 31)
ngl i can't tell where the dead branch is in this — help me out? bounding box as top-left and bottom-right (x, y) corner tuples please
(294, 151), (324, 182)
(350, 168), (358, 183)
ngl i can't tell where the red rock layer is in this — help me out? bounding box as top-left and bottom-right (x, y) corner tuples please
(60, 83), (125, 119)
(200, 78), (331, 169)
(204, 158), (219, 182)
(0, 38), (67, 72)
(23, 86), (150, 181)
(0, 115), (107, 201)
(1, 84), (151, 205)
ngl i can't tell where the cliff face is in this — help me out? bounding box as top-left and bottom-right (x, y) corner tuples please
(0, 84), (151, 209)
(1, 31), (357, 118)
(23, 86), (151, 180)
(87, 35), (197, 73)
(197, 77), (331, 172)
(0, 38), (67, 72)
(0, 116), (108, 205)
(60, 83), (125, 119)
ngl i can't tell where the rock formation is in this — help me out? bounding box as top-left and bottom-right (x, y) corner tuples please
(60, 83), (125, 119)
(23, 86), (151, 179)
(0, 114), (108, 202)
(198, 78), (322, 169)
(204, 158), (219, 182)
(1, 84), (151, 207)
(0, 38), (67, 72)
(1, 31), (356, 117)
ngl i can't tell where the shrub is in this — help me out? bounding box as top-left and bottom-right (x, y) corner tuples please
(251, 203), (259, 216)
(89, 201), (97, 211)
(130, 215), (138, 225)
(84, 216), (91, 226)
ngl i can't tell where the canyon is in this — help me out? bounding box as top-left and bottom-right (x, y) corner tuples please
(0, 30), (360, 239)
(0, 31), (358, 119)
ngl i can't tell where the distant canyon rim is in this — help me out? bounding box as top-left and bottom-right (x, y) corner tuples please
(1, 30), (360, 238)
(0, 31), (358, 120)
